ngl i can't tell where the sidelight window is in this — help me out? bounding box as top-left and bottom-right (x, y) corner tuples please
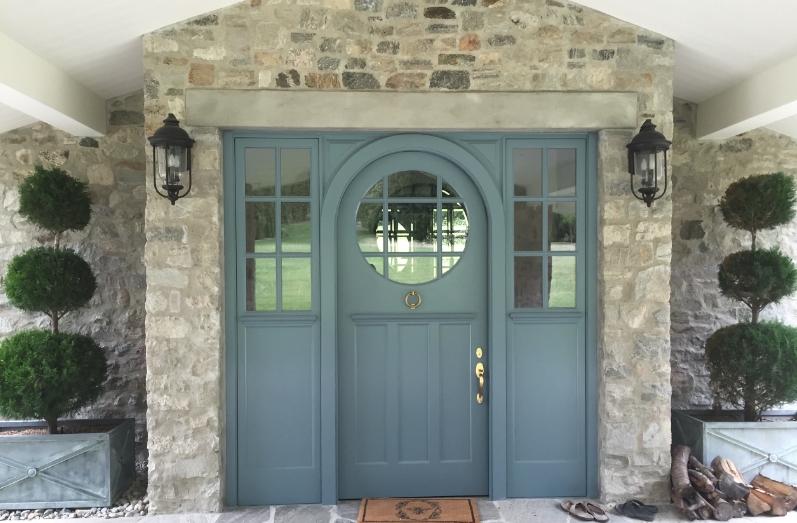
(512, 147), (579, 309)
(244, 147), (313, 311)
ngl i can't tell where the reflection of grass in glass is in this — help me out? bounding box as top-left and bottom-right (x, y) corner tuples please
(255, 221), (311, 253)
(549, 256), (576, 308)
(252, 221), (313, 311)
(388, 257), (437, 284)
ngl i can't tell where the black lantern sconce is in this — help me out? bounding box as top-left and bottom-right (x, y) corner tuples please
(148, 113), (195, 205)
(626, 119), (672, 207)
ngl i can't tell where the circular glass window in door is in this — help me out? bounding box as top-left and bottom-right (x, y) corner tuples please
(356, 170), (468, 284)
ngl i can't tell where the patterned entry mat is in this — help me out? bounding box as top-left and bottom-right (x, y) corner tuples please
(357, 498), (480, 523)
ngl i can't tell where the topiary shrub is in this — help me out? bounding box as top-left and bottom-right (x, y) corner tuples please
(0, 330), (107, 434)
(706, 322), (797, 421)
(705, 172), (797, 420)
(18, 165), (91, 245)
(719, 172), (796, 249)
(0, 165), (106, 433)
(718, 248), (797, 323)
(4, 247), (96, 331)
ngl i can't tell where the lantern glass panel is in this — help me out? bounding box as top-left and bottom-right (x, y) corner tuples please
(166, 145), (188, 185)
(155, 146), (168, 182)
(633, 149), (657, 188)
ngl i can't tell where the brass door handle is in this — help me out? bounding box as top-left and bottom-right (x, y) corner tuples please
(475, 362), (485, 404)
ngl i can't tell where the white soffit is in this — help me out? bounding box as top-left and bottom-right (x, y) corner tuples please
(575, 0), (797, 104)
(0, 102), (37, 135)
(0, 0), (242, 134)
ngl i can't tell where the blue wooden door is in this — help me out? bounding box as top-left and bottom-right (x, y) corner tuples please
(337, 151), (489, 498)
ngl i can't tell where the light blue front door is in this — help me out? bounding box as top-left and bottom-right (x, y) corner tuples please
(337, 151), (489, 498)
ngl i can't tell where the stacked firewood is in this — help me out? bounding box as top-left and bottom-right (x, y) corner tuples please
(671, 445), (797, 520)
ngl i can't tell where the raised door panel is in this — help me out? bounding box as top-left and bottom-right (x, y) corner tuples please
(238, 322), (320, 504)
(508, 316), (586, 497)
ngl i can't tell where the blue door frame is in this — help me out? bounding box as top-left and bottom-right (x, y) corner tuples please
(223, 131), (599, 505)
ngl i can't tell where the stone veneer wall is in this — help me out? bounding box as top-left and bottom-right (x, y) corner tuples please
(0, 92), (148, 457)
(671, 99), (797, 409)
(143, 0), (675, 511)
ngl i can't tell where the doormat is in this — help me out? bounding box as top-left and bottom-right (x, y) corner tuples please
(357, 498), (480, 523)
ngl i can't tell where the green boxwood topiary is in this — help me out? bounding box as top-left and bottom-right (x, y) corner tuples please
(0, 330), (107, 435)
(718, 248), (797, 323)
(4, 247), (96, 331)
(18, 165), (91, 244)
(0, 165), (106, 433)
(707, 172), (797, 421)
(706, 322), (797, 421)
(719, 172), (796, 249)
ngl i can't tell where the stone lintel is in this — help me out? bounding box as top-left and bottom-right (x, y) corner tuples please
(185, 90), (638, 132)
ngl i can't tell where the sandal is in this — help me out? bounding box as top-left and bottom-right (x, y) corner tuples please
(584, 501), (609, 522)
(615, 500), (656, 521)
(626, 500), (658, 514)
(560, 500), (595, 521)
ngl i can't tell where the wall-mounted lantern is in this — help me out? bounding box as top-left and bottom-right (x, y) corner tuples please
(147, 113), (195, 205)
(626, 119), (672, 207)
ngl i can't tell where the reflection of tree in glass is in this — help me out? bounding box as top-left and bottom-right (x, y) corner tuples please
(388, 204), (435, 244)
(550, 212), (575, 244)
(388, 171), (437, 197)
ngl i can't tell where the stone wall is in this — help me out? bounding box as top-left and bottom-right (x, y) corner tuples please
(143, 0), (675, 511)
(671, 99), (797, 409)
(0, 92), (148, 457)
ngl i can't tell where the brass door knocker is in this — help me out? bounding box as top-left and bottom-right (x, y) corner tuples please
(404, 290), (422, 309)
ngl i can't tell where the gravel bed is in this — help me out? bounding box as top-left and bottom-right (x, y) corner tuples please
(0, 465), (148, 520)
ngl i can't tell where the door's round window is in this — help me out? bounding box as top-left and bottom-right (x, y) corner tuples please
(356, 171), (468, 284)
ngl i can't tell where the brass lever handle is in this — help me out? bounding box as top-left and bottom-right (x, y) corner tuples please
(475, 362), (485, 404)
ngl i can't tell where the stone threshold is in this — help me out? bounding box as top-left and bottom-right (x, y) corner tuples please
(113, 500), (797, 523)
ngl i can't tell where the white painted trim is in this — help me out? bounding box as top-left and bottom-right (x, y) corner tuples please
(185, 90), (638, 131)
(697, 53), (797, 140)
(0, 31), (106, 137)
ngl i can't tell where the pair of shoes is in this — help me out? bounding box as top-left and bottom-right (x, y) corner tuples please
(560, 500), (609, 521)
(614, 500), (658, 521)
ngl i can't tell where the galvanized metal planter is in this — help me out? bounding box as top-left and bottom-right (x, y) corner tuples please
(672, 410), (797, 484)
(0, 419), (135, 510)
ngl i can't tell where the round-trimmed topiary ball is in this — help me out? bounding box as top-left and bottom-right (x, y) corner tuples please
(18, 165), (91, 234)
(719, 172), (796, 237)
(718, 248), (797, 320)
(0, 330), (107, 434)
(705, 321), (797, 421)
(4, 246), (96, 317)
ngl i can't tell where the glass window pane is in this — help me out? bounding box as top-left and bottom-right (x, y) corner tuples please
(549, 256), (576, 308)
(440, 202), (468, 252)
(549, 202), (576, 251)
(245, 202), (276, 253)
(282, 258), (312, 310)
(441, 256), (460, 275)
(356, 203), (383, 253)
(388, 256), (437, 284)
(514, 148), (542, 197)
(281, 202), (311, 253)
(387, 203), (437, 253)
(548, 149), (577, 197)
(365, 179), (384, 198)
(365, 257), (384, 275)
(442, 180), (460, 198)
(245, 148), (276, 196)
(514, 202), (543, 252)
(514, 256), (542, 308)
(281, 149), (311, 196)
(246, 258), (276, 311)
(388, 171), (438, 198)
